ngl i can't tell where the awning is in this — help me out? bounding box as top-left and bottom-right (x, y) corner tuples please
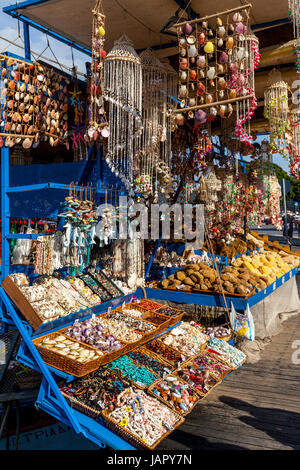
(4, 0), (291, 54)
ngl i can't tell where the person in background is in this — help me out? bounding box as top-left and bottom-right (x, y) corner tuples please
(288, 217), (294, 246)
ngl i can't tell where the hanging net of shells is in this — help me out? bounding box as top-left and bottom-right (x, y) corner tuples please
(288, 107), (300, 178)
(86, 0), (109, 143)
(103, 34), (143, 192)
(1, 54), (39, 149)
(264, 70), (290, 156)
(0, 53), (70, 149)
(160, 58), (177, 165)
(136, 49), (168, 196)
(175, 4), (257, 145)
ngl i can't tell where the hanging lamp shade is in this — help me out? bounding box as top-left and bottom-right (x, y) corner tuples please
(104, 34), (143, 191)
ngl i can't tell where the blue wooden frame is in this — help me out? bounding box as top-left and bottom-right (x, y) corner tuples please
(137, 267), (299, 310)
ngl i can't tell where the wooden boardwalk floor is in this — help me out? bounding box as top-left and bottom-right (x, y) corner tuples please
(159, 309), (300, 450)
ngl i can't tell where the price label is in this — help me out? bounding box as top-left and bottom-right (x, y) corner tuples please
(135, 381), (145, 388)
(163, 421), (174, 431)
(163, 372), (166, 380)
(97, 400), (106, 409)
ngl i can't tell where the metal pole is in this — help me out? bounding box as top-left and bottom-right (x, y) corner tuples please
(283, 179), (287, 230)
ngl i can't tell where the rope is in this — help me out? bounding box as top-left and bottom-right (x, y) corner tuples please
(0, 35), (86, 77)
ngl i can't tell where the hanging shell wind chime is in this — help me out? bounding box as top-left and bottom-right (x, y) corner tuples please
(137, 49), (168, 197)
(104, 34), (143, 193)
(86, 0), (109, 142)
(204, 166), (222, 212)
(288, 107), (300, 178)
(264, 69), (290, 156)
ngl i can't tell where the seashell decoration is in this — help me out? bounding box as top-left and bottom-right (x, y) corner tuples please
(0, 52), (70, 148)
(175, 3), (256, 140)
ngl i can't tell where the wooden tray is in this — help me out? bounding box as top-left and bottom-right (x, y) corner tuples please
(101, 406), (184, 450)
(2, 276), (46, 330)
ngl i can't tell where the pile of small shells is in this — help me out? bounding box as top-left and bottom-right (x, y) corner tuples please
(32, 300), (66, 323)
(106, 311), (156, 333)
(208, 337), (246, 368)
(41, 334), (103, 362)
(162, 322), (209, 356)
(203, 326), (232, 339)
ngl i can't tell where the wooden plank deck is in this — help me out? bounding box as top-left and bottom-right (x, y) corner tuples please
(159, 309), (300, 450)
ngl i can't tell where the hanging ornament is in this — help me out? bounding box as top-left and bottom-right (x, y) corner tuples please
(86, 0), (109, 143)
(104, 34), (143, 192)
(264, 69), (290, 156)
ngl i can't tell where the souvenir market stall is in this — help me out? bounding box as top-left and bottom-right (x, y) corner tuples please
(1, 0), (300, 450)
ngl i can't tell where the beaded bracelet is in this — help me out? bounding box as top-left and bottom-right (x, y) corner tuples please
(108, 388), (180, 447)
(127, 351), (173, 377)
(107, 356), (158, 387)
(151, 376), (199, 414)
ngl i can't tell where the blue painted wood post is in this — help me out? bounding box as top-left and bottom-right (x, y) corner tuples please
(23, 22), (31, 61)
(1, 146), (10, 282)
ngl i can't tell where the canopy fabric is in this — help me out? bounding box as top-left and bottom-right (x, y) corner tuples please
(9, 0), (289, 53)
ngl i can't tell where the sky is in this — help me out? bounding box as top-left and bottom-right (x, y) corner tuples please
(0, 0), (291, 175)
(0, 0), (88, 76)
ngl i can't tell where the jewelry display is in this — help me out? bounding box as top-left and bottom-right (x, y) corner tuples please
(207, 337), (246, 368)
(107, 356), (158, 387)
(107, 388), (181, 448)
(150, 376), (200, 414)
(61, 368), (131, 413)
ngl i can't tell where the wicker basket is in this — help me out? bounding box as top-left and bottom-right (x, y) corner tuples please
(174, 368), (221, 399)
(33, 332), (103, 377)
(189, 351), (233, 381)
(138, 299), (166, 311)
(107, 356), (159, 390)
(205, 346), (247, 370)
(61, 390), (103, 419)
(127, 347), (175, 377)
(147, 376), (202, 417)
(101, 407), (184, 450)
(113, 303), (172, 336)
(143, 339), (185, 368)
(59, 326), (130, 366)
